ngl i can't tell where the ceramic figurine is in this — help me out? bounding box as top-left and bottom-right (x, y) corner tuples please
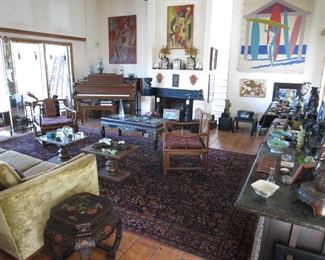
(296, 126), (306, 152)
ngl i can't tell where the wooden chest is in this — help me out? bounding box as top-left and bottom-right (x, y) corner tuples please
(44, 192), (122, 259)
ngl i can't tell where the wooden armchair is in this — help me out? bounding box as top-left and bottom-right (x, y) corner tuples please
(163, 112), (211, 175)
(34, 98), (78, 135)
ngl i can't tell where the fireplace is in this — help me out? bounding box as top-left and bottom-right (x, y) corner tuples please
(150, 88), (204, 121)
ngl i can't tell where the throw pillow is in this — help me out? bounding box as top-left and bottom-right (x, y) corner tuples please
(0, 160), (22, 190)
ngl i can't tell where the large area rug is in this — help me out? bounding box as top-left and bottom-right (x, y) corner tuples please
(0, 128), (257, 259)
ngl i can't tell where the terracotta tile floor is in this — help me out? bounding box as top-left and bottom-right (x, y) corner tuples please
(0, 118), (264, 260)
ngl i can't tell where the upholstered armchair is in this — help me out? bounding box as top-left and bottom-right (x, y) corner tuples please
(34, 98), (78, 135)
(162, 112), (211, 175)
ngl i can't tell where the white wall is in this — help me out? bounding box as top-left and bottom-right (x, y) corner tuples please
(228, 0), (325, 119)
(96, 0), (147, 77)
(0, 0), (99, 81)
(0, 0), (86, 37)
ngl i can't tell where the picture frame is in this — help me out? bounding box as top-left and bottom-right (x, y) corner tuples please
(172, 58), (182, 70)
(240, 79), (266, 98)
(272, 82), (302, 101)
(163, 108), (180, 121)
(172, 74), (179, 88)
(167, 4), (194, 49)
(208, 74), (215, 103)
(108, 15), (137, 64)
(209, 47), (218, 70)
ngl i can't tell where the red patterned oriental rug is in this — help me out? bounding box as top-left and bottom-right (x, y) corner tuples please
(0, 128), (257, 259)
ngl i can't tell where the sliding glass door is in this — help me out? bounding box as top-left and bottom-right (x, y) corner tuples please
(45, 44), (73, 101)
(11, 41), (47, 99)
(10, 40), (73, 101)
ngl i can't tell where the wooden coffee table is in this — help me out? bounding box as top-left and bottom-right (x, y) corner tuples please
(81, 142), (138, 182)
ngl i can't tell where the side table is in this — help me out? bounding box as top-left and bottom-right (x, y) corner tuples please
(44, 192), (122, 260)
(218, 117), (232, 131)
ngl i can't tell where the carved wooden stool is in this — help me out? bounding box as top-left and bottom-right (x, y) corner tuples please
(44, 192), (122, 260)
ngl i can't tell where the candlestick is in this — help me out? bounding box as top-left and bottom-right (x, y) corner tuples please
(156, 97), (160, 103)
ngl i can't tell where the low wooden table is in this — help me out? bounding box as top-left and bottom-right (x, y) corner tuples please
(81, 142), (138, 182)
(44, 192), (121, 260)
(101, 115), (167, 151)
(36, 133), (87, 163)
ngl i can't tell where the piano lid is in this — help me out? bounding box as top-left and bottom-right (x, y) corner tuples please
(87, 73), (124, 85)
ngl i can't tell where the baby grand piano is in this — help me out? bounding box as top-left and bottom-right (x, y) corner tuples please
(73, 74), (137, 124)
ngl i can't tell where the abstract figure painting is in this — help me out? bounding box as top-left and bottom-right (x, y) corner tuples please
(167, 5), (194, 49)
(239, 0), (313, 73)
(240, 79), (266, 98)
(108, 15), (137, 64)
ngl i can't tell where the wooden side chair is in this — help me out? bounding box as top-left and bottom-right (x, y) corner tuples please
(162, 112), (211, 175)
(33, 98), (78, 135)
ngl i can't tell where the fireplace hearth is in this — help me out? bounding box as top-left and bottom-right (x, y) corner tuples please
(150, 87), (204, 121)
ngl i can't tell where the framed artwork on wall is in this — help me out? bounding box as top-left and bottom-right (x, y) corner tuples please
(238, 0), (312, 73)
(209, 47), (218, 70)
(172, 74), (179, 87)
(239, 79), (266, 98)
(208, 74), (215, 103)
(108, 15), (137, 64)
(167, 4), (194, 49)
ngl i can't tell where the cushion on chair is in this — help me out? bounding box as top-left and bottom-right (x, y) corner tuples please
(164, 134), (205, 149)
(41, 116), (73, 126)
(0, 161), (22, 189)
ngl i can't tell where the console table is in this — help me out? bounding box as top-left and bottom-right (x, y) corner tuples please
(236, 143), (325, 259)
(101, 114), (167, 150)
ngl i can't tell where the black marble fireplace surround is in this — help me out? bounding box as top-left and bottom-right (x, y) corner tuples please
(150, 87), (204, 121)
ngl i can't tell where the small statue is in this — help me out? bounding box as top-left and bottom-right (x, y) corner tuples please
(224, 99), (231, 116)
(296, 126), (306, 152)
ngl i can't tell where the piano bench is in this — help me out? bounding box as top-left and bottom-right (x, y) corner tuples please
(80, 104), (117, 125)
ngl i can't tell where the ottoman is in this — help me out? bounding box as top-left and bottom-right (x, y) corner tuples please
(43, 192), (122, 260)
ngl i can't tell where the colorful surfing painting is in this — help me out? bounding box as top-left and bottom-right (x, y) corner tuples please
(239, 0), (313, 73)
(167, 4), (194, 49)
(108, 15), (137, 64)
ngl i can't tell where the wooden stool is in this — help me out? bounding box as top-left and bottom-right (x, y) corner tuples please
(44, 192), (122, 260)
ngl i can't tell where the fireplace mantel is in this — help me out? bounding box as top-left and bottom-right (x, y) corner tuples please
(150, 87), (204, 100)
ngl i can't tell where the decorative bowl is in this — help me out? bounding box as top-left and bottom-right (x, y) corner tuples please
(270, 129), (291, 139)
(251, 179), (279, 198)
(128, 73), (135, 79)
(267, 139), (289, 154)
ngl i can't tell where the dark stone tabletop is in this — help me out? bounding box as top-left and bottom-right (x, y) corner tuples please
(235, 143), (325, 232)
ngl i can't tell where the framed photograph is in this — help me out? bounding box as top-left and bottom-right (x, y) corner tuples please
(209, 47), (218, 70)
(272, 82), (301, 101)
(208, 74), (215, 103)
(240, 79), (266, 98)
(186, 57), (195, 70)
(172, 59), (182, 70)
(108, 15), (137, 64)
(167, 4), (194, 49)
(172, 74), (179, 87)
(163, 109), (180, 121)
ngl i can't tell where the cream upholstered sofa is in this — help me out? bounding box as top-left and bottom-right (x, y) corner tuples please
(0, 150), (99, 260)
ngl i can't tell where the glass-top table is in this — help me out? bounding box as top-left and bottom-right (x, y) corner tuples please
(36, 133), (86, 163)
(101, 114), (167, 150)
